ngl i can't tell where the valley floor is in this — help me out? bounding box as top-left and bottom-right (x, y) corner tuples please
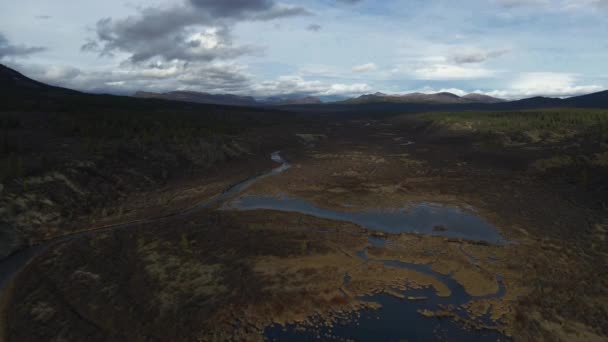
(2, 115), (607, 341)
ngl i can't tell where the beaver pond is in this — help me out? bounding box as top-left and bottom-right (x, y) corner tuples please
(227, 153), (510, 340)
(5, 148), (580, 341)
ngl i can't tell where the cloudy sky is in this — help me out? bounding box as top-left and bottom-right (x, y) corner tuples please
(0, 0), (607, 99)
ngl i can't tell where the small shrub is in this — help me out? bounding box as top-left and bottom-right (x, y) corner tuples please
(530, 155), (574, 172)
(180, 233), (190, 250)
(419, 109), (608, 144)
(592, 152), (608, 167)
(0, 154), (25, 181)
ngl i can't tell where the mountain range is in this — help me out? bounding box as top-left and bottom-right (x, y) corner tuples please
(0, 63), (79, 98)
(135, 91), (259, 107)
(2, 63), (608, 112)
(339, 92), (505, 105)
(134, 91), (324, 106)
(134, 90), (506, 107)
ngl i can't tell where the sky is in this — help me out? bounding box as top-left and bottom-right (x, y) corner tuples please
(0, 0), (607, 100)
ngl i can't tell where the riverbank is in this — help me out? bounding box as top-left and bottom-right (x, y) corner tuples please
(3, 114), (607, 341)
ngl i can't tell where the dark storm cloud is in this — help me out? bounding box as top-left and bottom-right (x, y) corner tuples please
(189, 0), (273, 16)
(0, 33), (46, 58)
(89, 16), (260, 63)
(187, 0), (311, 21)
(84, 0), (311, 63)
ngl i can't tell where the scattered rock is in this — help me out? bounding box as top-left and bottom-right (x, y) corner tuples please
(418, 309), (435, 318)
(370, 231), (388, 238)
(30, 302), (56, 322)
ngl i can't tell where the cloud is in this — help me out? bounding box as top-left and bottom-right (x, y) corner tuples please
(409, 64), (498, 80)
(563, 0), (608, 9)
(388, 45), (508, 80)
(501, 72), (603, 97)
(0, 33), (46, 59)
(451, 49), (510, 64)
(306, 24), (322, 32)
(495, 0), (549, 8)
(249, 75), (372, 96)
(9, 60), (251, 95)
(336, 0), (362, 4)
(431, 72), (603, 99)
(83, 0), (311, 63)
(9, 60), (371, 98)
(393, 86), (469, 97)
(188, 0), (277, 16)
(588, 0), (608, 6)
(42, 65), (81, 80)
(387, 73), (603, 100)
(496, 0), (608, 9)
(35, 15), (52, 20)
(389, 71), (604, 99)
(352, 63), (377, 73)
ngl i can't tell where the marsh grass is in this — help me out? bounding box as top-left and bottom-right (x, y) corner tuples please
(419, 109), (608, 143)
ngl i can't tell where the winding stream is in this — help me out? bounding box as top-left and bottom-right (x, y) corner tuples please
(225, 196), (505, 244)
(1, 151), (508, 340)
(218, 153), (508, 340)
(265, 235), (507, 341)
(0, 151), (292, 295)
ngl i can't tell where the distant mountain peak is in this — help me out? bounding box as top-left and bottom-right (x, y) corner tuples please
(0, 63), (79, 96)
(134, 90), (258, 107)
(261, 95), (322, 105)
(435, 92), (460, 98)
(4, 64), (608, 111)
(340, 91), (504, 105)
(462, 93), (505, 103)
(134, 90), (327, 106)
(0, 63), (43, 89)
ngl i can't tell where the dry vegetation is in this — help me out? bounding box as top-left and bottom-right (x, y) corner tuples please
(418, 109), (608, 144)
(0, 106), (297, 258)
(3, 109), (608, 341)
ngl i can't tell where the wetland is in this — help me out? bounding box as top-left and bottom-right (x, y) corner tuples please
(2, 110), (607, 341)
